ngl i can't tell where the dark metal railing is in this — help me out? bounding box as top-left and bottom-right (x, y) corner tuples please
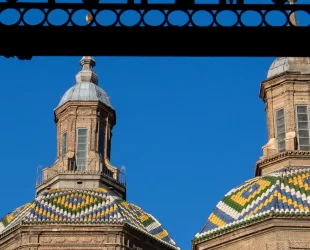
(36, 159), (126, 187)
(0, 1), (310, 57)
(0, 2), (303, 28)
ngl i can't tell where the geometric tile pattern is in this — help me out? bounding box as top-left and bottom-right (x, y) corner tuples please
(0, 188), (177, 249)
(0, 202), (33, 229)
(195, 167), (310, 240)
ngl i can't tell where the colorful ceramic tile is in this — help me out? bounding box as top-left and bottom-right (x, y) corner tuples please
(195, 167), (310, 240)
(0, 188), (177, 249)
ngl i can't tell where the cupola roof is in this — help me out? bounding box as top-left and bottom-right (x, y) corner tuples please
(194, 166), (310, 243)
(266, 1), (310, 79)
(0, 188), (178, 249)
(57, 82), (112, 108)
(267, 57), (310, 79)
(56, 56), (112, 109)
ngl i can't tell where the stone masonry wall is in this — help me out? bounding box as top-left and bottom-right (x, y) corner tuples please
(0, 224), (173, 250)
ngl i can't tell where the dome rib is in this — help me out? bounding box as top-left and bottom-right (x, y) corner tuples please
(0, 188), (178, 249)
(57, 82), (112, 109)
(267, 57), (310, 79)
(194, 167), (310, 243)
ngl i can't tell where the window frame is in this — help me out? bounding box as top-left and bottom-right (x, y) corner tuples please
(98, 130), (105, 158)
(61, 132), (67, 158)
(275, 108), (286, 153)
(76, 128), (88, 171)
(296, 105), (310, 150)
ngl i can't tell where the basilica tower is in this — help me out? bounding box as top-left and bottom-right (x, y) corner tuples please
(256, 56), (310, 175)
(0, 57), (178, 250)
(36, 56), (126, 199)
(193, 56), (310, 249)
(254, 0), (310, 176)
(193, 1), (310, 249)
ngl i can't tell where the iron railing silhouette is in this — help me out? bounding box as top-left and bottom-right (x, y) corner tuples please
(0, 0), (309, 57)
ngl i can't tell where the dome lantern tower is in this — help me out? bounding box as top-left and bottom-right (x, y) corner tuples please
(36, 56), (126, 199)
(193, 2), (310, 250)
(256, 0), (310, 176)
(0, 50), (178, 249)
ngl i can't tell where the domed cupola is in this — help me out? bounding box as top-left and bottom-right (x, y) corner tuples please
(36, 56), (124, 199)
(0, 54), (179, 250)
(267, 57), (310, 79)
(0, 188), (179, 249)
(256, 8), (310, 175)
(257, 55), (310, 176)
(57, 56), (112, 109)
(193, 166), (310, 249)
(193, 2), (310, 249)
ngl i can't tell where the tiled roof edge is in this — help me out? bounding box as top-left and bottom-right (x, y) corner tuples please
(124, 223), (180, 250)
(192, 210), (310, 243)
(0, 223), (21, 239)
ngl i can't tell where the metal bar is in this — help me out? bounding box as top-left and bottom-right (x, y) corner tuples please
(0, 2), (309, 10)
(1, 26), (308, 57)
(0, 2), (310, 58)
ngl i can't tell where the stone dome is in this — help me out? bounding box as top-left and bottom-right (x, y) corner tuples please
(0, 188), (178, 249)
(57, 82), (112, 108)
(267, 57), (310, 79)
(56, 56), (113, 109)
(194, 166), (310, 243)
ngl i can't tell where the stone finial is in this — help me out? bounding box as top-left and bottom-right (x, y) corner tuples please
(75, 56), (99, 85)
(288, 0), (298, 26)
(75, 15), (98, 85)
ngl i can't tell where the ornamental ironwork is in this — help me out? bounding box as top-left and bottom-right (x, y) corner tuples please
(0, 0), (309, 58)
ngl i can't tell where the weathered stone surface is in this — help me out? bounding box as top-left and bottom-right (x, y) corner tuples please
(194, 219), (310, 250)
(0, 224), (174, 250)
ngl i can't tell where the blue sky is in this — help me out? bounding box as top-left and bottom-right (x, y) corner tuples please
(0, 0), (307, 249)
(0, 55), (274, 249)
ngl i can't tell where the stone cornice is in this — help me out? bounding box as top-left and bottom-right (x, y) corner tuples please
(0, 222), (179, 250)
(54, 100), (114, 114)
(262, 72), (310, 85)
(255, 150), (310, 176)
(256, 150), (310, 167)
(54, 101), (116, 125)
(269, 89), (310, 101)
(260, 72), (310, 100)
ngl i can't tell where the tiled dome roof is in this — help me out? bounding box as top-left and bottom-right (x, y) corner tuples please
(0, 188), (178, 249)
(194, 166), (310, 243)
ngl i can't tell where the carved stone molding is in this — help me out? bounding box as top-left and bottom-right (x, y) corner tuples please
(40, 235), (106, 244)
(256, 150), (310, 167)
(289, 241), (310, 249)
